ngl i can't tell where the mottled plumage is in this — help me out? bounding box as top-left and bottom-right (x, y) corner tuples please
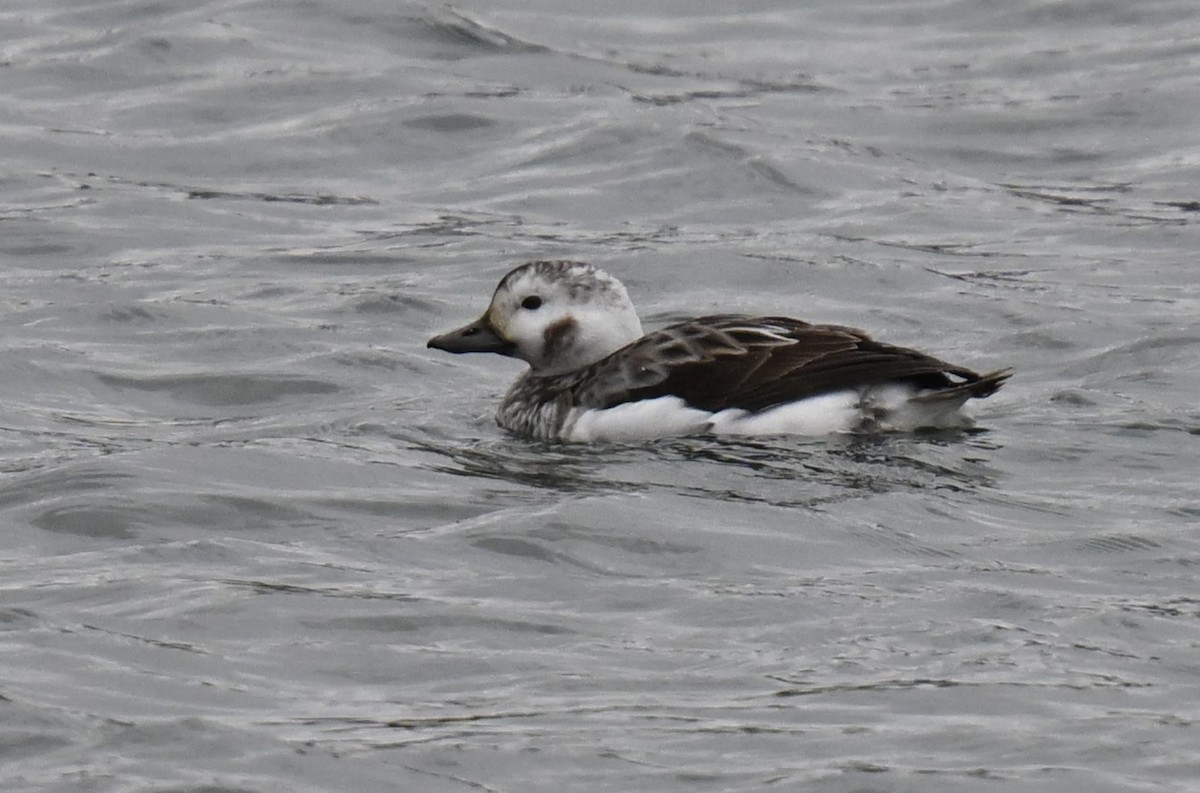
(428, 261), (1010, 441)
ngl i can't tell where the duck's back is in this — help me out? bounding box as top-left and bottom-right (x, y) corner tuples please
(499, 315), (1009, 441)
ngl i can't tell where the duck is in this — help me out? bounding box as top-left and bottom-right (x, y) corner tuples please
(427, 260), (1010, 442)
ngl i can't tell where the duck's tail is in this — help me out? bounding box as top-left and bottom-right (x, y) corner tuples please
(912, 367), (1012, 403)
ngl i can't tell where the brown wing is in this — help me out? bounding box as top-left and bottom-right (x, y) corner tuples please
(573, 315), (1004, 412)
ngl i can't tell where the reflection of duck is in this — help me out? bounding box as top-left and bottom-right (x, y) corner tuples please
(428, 260), (1010, 441)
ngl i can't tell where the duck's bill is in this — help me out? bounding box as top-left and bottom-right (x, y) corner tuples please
(427, 315), (516, 356)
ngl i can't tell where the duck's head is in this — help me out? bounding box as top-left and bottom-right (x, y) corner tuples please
(427, 260), (644, 375)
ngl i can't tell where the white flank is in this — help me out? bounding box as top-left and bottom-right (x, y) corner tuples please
(564, 397), (713, 442)
(709, 391), (861, 435)
(562, 386), (976, 442)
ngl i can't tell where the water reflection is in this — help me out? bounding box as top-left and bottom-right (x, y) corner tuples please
(411, 435), (643, 494)
(415, 428), (1005, 509)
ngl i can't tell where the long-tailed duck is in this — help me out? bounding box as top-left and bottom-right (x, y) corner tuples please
(427, 260), (1010, 441)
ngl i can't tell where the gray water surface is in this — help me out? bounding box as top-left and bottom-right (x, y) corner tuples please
(2, 2), (1199, 791)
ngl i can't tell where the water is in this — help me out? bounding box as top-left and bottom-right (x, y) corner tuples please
(2, 1), (1199, 791)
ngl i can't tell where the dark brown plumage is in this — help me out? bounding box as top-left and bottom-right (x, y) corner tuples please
(570, 315), (1011, 414)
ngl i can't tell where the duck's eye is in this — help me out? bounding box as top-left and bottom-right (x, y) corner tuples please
(520, 295), (543, 310)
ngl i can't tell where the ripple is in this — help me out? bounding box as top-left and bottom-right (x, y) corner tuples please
(96, 372), (340, 406)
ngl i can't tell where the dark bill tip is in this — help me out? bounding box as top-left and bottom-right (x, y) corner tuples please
(427, 315), (516, 356)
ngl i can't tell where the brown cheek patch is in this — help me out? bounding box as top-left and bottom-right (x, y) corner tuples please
(542, 317), (579, 358)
